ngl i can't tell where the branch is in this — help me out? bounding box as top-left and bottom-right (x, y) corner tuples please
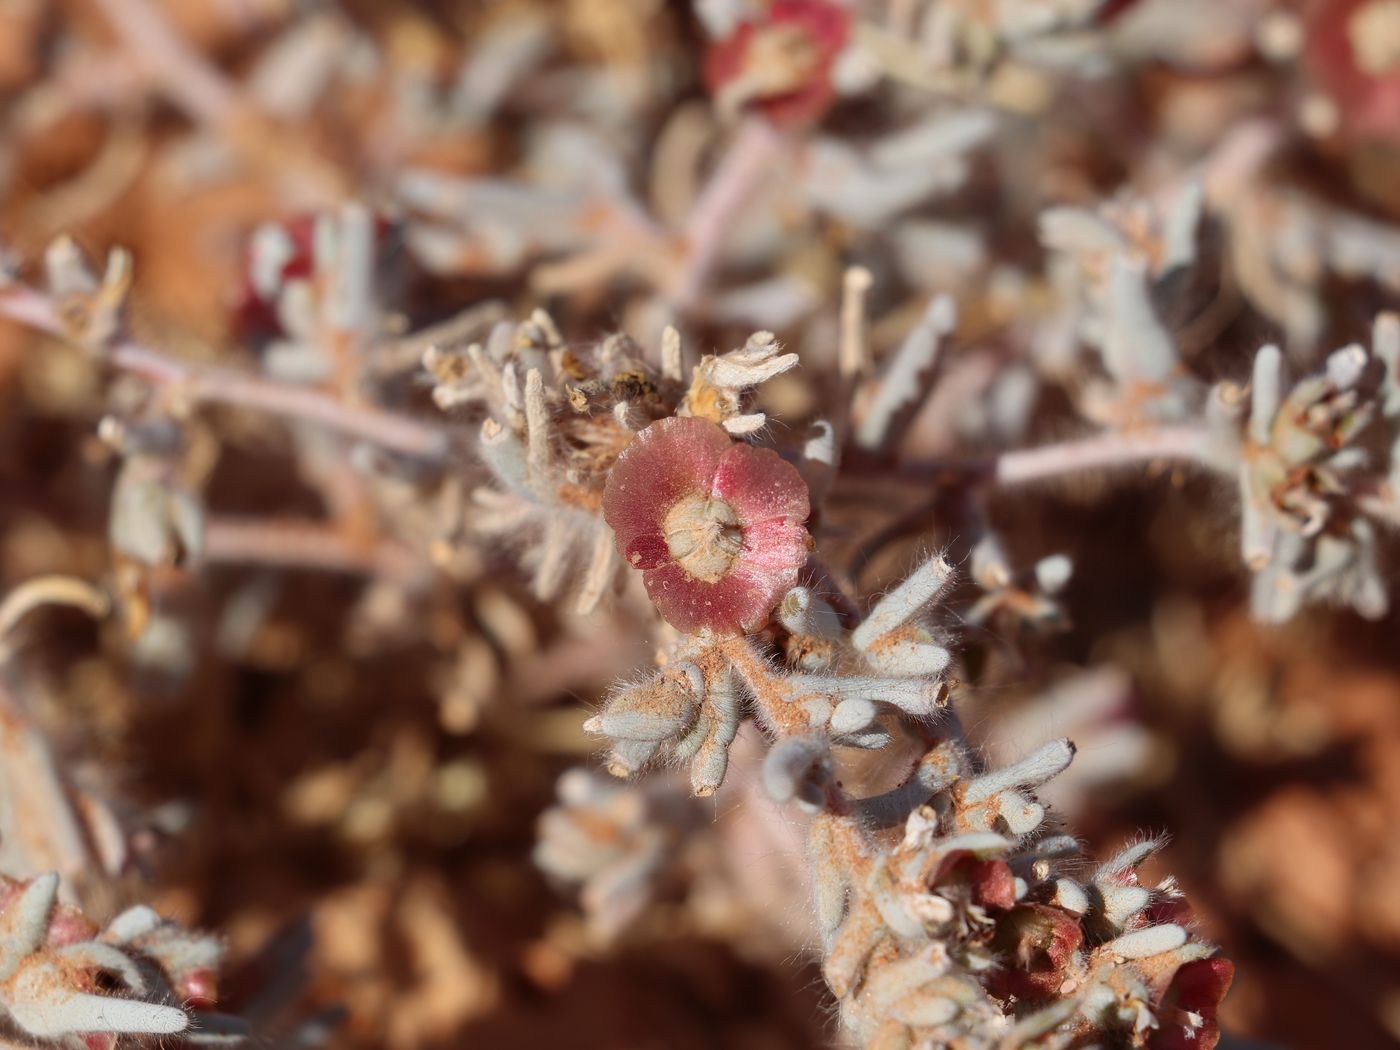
(90, 0), (345, 204)
(994, 425), (1231, 484)
(87, 0), (240, 130)
(896, 425), (1233, 487)
(201, 518), (425, 581)
(0, 285), (453, 460)
(669, 118), (787, 311)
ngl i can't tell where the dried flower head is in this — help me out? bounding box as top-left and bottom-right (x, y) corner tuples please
(603, 417), (810, 634)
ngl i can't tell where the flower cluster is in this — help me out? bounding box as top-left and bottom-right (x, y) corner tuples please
(585, 552), (952, 797)
(1037, 183), (1208, 427)
(965, 536), (1072, 633)
(806, 746), (1234, 1050)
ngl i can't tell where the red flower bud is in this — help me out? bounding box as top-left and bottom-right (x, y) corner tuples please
(177, 966), (219, 1009)
(934, 855), (1018, 911)
(1148, 957), (1235, 1050)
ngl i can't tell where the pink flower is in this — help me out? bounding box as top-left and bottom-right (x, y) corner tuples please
(704, 0), (851, 128)
(1303, 0), (1400, 141)
(603, 417), (810, 634)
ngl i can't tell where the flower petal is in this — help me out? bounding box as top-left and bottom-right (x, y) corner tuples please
(712, 444), (810, 526)
(621, 531), (672, 572)
(642, 562), (770, 635)
(739, 518), (810, 573)
(603, 417), (732, 553)
(1148, 957), (1234, 1050)
(729, 568), (803, 631)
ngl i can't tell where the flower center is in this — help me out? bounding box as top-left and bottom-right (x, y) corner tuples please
(662, 494), (744, 583)
(744, 24), (821, 95)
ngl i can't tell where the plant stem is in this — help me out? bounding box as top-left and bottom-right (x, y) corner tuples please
(995, 425), (1229, 483)
(670, 118), (786, 312)
(117, 343), (451, 458)
(0, 285), (452, 460)
(90, 0), (345, 204)
(88, 0), (239, 130)
(1358, 491), (1400, 529)
(896, 425), (1232, 487)
(202, 518), (424, 581)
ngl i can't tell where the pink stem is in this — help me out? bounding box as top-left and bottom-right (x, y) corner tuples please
(202, 518), (423, 580)
(992, 426), (1228, 485)
(896, 425), (1232, 486)
(88, 0), (240, 130)
(670, 118), (787, 311)
(0, 285), (451, 460)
